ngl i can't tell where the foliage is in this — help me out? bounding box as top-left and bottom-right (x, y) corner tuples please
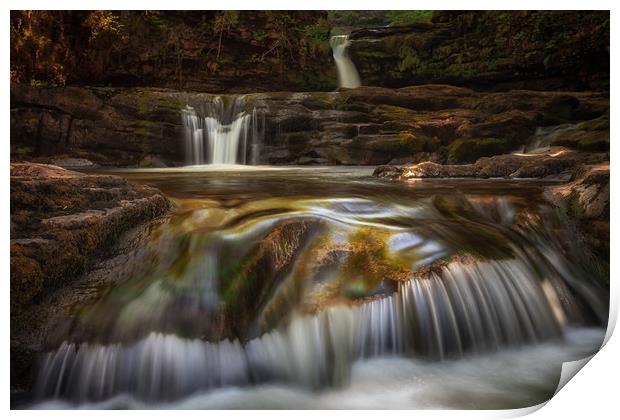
(328, 10), (433, 29)
(213, 11), (239, 59)
(10, 11), (333, 89)
(327, 11), (391, 28)
(257, 12), (331, 70)
(386, 11), (433, 25)
(10, 11), (72, 86)
(301, 18), (331, 55)
(382, 11), (609, 89)
(83, 10), (123, 41)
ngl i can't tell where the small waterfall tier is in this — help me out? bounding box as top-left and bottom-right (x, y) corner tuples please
(521, 123), (579, 153)
(181, 96), (264, 165)
(330, 35), (361, 89)
(36, 257), (583, 402)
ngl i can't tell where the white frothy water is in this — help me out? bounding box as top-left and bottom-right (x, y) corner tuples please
(32, 328), (604, 409)
(181, 97), (264, 165)
(34, 256), (585, 403)
(330, 35), (361, 89)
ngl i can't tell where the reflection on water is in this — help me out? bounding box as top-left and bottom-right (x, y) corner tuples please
(32, 166), (608, 409)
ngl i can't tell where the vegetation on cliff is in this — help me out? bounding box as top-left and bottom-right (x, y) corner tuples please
(350, 11), (609, 91)
(10, 11), (334, 92)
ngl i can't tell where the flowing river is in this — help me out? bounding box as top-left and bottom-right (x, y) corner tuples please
(29, 166), (608, 409)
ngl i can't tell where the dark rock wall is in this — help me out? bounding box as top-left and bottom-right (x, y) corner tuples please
(11, 84), (609, 167)
(11, 85), (187, 166)
(349, 11), (609, 91)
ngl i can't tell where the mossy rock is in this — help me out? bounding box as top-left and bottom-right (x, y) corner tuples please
(550, 115), (609, 151)
(448, 138), (512, 163)
(300, 93), (336, 110)
(398, 132), (441, 153)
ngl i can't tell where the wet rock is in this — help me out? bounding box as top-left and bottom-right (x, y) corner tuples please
(50, 158), (98, 169)
(550, 113), (610, 151)
(10, 162), (172, 389)
(546, 163), (610, 260)
(10, 163), (171, 305)
(375, 148), (607, 181)
(374, 148), (610, 264)
(11, 84), (185, 167)
(221, 219), (323, 340)
(405, 161), (477, 178)
(296, 156), (329, 165)
(447, 138), (512, 164)
(138, 155), (168, 168)
(11, 84), (609, 166)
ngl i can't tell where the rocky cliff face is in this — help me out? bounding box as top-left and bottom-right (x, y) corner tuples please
(12, 11), (609, 94)
(349, 11), (609, 91)
(10, 163), (172, 389)
(11, 83), (609, 167)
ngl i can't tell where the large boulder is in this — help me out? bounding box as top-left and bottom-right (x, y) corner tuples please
(10, 163), (172, 390)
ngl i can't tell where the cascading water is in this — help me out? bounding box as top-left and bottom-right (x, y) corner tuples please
(181, 96), (264, 165)
(31, 169), (608, 408)
(330, 35), (362, 89)
(520, 123), (579, 153)
(35, 257), (577, 402)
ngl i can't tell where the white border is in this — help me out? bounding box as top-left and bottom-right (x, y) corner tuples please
(3, 2), (617, 419)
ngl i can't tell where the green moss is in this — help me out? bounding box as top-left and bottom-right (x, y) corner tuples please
(577, 115), (609, 131)
(578, 136), (608, 151)
(14, 146), (34, 155)
(340, 228), (410, 295)
(357, 50), (393, 59)
(374, 104), (418, 119)
(565, 190), (585, 219)
(398, 46), (423, 72)
(132, 120), (157, 137)
(550, 116), (609, 151)
(299, 92), (336, 109)
(386, 11), (433, 25)
(398, 132), (440, 153)
(448, 138), (511, 163)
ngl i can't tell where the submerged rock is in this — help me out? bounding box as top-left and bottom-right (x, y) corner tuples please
(374, 149), (610, 266)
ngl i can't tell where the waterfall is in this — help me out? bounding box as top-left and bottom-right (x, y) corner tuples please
(521, 123), (579, 153)
(330, 35), (361, 89)
(181, 97), (264, 165)
(35, 257), (582, 402)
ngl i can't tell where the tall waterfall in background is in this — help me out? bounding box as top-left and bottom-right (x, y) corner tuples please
(181, 97), (264, 165)
(330, 35), (361, 89)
